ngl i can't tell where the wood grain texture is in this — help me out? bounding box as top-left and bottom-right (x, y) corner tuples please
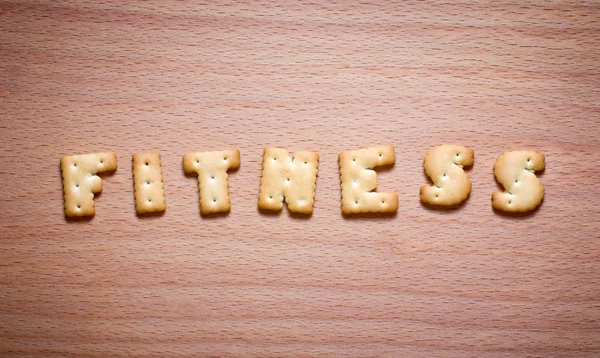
(1, 1), (599, 356)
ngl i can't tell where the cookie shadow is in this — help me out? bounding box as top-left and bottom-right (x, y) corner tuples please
(257, 207), (282, 217)
(376, 163), (395, 173)
(257, 207), (313, 220)
(288, 210), (312, 221)
(136, 210), (166, 219)
(492, 202), (543, 219)
(256, 205), (313, 221)
(419, 199), (469, 212)
(341, 211), (397, 221)
(64, 214), (94, 223)
(201, 211), (231, 220)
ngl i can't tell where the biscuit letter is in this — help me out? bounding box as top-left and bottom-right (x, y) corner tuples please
(339, 145), (398, 214)
(420, 144), (474, 206)
(492, 151), (545, 212)
(183, 149), (240, 214)
(60, 152), (117, 217)
(258, 147), (319, 215)
(133, 153), (166, 214)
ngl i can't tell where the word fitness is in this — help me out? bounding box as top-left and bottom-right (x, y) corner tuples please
(60, 145), (545, 217)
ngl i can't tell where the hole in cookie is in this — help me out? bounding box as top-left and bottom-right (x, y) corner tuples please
(223, 156), (227, 160)
(147, 199), (152, 203)
(456, 153), (459, 157)
(355, 201), (359, 204)
(145, 161), (149, 166)
(211, 176), (215, 180)
(286, 178), (290, 182)
(76, 204), (81, 209)
(100, 160), (103, 164)
(146, 181), (151, 185)
(381, 200), (385, 204)
(75, 184), (79, 188)
(443, 173), (447, 177)
(378, 153), (382, 157)
(213, 198), (217, 203)
(508, 200), (512, 204)
(352, 158), (356, 162)
(196, 160), (199, 164)
(527, 158), (531, 162)
(269, 196), (273, 199)
(273, 157), (277, 161)
(73, 163), (77, 168)
(435, 194), (439, 198)
(304, 161), (308, 164)
(515, 179), (518, 183)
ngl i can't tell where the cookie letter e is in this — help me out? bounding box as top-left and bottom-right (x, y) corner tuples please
(339, 145), (398, 214)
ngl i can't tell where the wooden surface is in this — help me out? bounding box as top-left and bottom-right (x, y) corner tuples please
(1, 1), (599, 357)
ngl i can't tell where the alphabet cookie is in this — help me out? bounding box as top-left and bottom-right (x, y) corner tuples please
(338, 145), (398, 214)
(132, 153), (166, 214)
(60, 152), (117, 217)
(183, 149), (240, 214)
(258, 147), (319, 215)
(492, 151), (545, 212)
(420, 144), (474, 206)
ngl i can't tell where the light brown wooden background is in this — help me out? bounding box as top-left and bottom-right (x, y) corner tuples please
(1, 1), (599, 357)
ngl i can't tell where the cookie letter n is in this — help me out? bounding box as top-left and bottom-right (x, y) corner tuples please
(258, 147), (319, 215)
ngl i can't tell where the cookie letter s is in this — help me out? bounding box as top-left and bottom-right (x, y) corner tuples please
(420, 144), (474, 206)
(492, 151), (545, 212)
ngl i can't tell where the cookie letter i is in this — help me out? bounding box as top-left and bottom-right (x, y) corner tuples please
(133, 153), (166, 214)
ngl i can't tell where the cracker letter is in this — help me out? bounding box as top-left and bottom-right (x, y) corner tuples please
(339, 145), (398, 214)
(183, 149), (240, 214)
(258, 147), (319, 215)
(60, 152), (117, 217)
(492, 151), (545, 212)
(133, 153), (166, 214)
(420, 144), (474, 206)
